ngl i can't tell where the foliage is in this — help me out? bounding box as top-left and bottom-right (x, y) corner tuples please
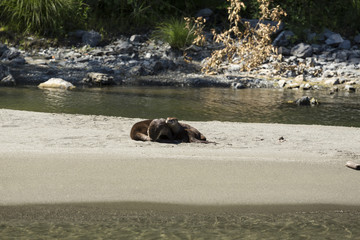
(273, 0), (360, 36)
(0, 0), (88, 36)
(201, 0), (285, 74)
(152, 18), (196, 50)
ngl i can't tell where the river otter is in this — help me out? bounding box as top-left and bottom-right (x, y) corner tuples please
(165, 117), (209, 143)
(130, 118), (174, 142)
(130, 119), (153, 141)
(147, 118), (174, 142)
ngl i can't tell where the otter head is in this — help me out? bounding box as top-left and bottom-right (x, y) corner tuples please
(165, 117), (179, 126)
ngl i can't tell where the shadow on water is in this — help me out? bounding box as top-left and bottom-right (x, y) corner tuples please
(0, 86), (360, 127)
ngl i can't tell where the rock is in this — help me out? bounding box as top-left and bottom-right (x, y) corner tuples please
(0, 44), (9, 56)
(1, 47), (20, 60)
(82, 72), (115, 86)
(339, 40), (351, 50)
(354, 34), (360, 44)
(38, 78), (75, 89)
(272, 30), (294, 46)
(335, 50), (349, 62)
(129, 34), (145, 43)
(277, 46), (291, 55)
(232, 82), (246, 89)
(195, 8), (213, 20)
(322, 70), (335, 78)
(344, 85), (356, 92)
(295, 96), (319, 106)
(322, 29), (335, 39)
(301, 83), (312, 90)
(291, 43), (313, 58)
(286, 82), (300, 89)
(278, 79), (286, 87)
(0, 64), (8, 79)
(324, 78), (340, 85)
(115, 40), (134, 54)
(82, 30), (102, 47)
(325, 33), (344, 46)
(0, 74), (16, 86)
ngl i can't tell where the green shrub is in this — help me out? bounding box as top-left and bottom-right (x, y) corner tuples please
(152, 18), (195, 49)
(0, 0), (88, 36)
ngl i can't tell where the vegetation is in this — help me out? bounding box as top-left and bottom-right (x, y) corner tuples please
(0, 0), (87, 36)
(199, 0), (285, 74)
(0, 0), (359, 41)
(152, 19), (195, 50)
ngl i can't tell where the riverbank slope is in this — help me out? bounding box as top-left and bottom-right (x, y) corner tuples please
(0, 109), (359, 207)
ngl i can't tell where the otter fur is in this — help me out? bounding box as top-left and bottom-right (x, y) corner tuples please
(147, 118), (174, 142)
(130, 118), (174, 142)
(130, 119), (153, 141)
(165, 117), (209, 143)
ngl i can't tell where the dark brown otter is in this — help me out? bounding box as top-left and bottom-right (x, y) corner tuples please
(130, 119), (153, 141)
(147, 118), (174, 142)
(165, 117), (209, 143)
(130, 118), (174, 142)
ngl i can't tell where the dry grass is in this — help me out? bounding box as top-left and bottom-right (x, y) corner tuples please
(188, 0), (286, 74)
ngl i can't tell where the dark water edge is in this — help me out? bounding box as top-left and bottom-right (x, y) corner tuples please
(1, 202), (360, 240)
(1, 86), (360, 127)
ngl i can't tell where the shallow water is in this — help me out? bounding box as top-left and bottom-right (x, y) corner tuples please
(1, 86), (360, 127)
(1, 203), (360, 240)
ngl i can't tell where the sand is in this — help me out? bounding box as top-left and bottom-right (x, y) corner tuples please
(0, 109), (360, 207)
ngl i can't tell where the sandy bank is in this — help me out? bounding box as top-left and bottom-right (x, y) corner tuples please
(0, 109), (359, 206)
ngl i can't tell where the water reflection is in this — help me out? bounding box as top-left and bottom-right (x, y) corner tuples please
(0, 86), (360, 127)
(41, 88), (71, 110)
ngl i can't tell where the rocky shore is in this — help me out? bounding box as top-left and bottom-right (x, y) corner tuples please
(1, 27), (360, 92)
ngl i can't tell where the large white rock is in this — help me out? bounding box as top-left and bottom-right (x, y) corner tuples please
(38, 78), (75, 90)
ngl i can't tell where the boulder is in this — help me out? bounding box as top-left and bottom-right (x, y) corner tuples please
(195, 8), (213, 20)
(115, 40), (134, 54)
(272, 30), (295, 47)
(344, 85), (356, 92)
(295, 96), (319, 106)
(129, 34), (145, 43)
(1, 47), (20, 60)
(38, 78), (75, 90)
(0, 74), (16, 86)
(0, 44), (9, 57)
(339, 40), (351, 50)
(325, 33), (343, 46)
(290, 43), (313, 58)
(82, 30), (102, 47)
(81, 72), (115, 86)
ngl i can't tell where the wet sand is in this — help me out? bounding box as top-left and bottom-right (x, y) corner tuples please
(0, 109), (360, 207)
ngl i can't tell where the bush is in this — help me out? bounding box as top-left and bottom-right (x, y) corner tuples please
(152, 18), (195, 49)
(0, 0), (88, 36)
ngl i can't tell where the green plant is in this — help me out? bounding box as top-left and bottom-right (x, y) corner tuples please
(152, 18), (196, 49)
(0, 0), (88, 36)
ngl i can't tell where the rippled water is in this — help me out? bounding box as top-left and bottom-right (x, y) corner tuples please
(0, 86), (360, 127)
(1, 203), (359, 240)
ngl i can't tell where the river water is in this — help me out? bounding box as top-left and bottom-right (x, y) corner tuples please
(0, 86), (360, 127)
(1, 86), (360, 239)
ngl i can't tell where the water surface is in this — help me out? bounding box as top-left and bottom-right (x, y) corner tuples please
(1, 86), (360, 127)
(1, 203), (359, 239)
